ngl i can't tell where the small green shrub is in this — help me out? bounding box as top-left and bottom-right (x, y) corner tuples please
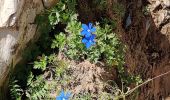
(25, 73), (48, 100)
(51, 32), (66, 50)
(48, 0), (77, 26)
(52, 19), (125, 67)
(9, 69), (48, 100)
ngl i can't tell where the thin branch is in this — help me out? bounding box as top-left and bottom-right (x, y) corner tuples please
(126, 70), (170, 96)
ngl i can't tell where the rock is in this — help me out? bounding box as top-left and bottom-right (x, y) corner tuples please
(162, 0), (170, 8)
(148, 0), (170, 35)
(157, 10), (169, 26)
(43, 0), (58, 8)
(0, 0), (21, 27)
(152, 0), (161, 11)
(0, 29), (18, 63)
(165, 97), (170, 100)
(0, 0), (55, 97)
(0, 0), (44, 86)
(125, 14), (132, 28)
(161, 23), (170, 35)
(0, 30), (18, 90)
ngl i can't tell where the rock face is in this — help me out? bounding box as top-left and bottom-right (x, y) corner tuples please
(0, 0), (58, 98)
(0, 0), (58, 97)
(148, 0), (170, 39)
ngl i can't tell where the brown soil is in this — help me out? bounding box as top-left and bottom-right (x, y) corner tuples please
(67, 61), (117, 96)
(77, 0), (170, 100)
(112, 0), (170, 100)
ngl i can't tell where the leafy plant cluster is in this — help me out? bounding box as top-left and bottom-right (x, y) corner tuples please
(47, 0), (77, 26)
(9, 52), (71, 100)
(25, 72), (48, 100)
(52, 19), (125, 67)
(9, 74), (46, 100)
(8, 0), (78, 99)
(9, 56), (48, 100)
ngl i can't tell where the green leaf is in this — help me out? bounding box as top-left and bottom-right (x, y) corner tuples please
(33, 54), (47, 71)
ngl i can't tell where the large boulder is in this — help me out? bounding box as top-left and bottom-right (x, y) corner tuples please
(0, 0), (56, 98)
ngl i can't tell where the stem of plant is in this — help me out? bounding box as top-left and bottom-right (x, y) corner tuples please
(125, 70), (170, 96)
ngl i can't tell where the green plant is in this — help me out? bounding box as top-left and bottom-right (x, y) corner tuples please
(34, 54), (48, 71)
(55, 59), (68, 78)
(101, 18), (117, 29)
(25, 72), (48, 100)
(52, 19), (125, 67)
(9, 54), (55, 99)
(142, 6), (150, 15)
(48, 0), (77, 26)
(73, 93), (93, 100)
(51, 32), (66, 50)
(9, 79), (23, 100)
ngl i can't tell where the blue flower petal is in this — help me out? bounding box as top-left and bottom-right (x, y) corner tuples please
(90, 34), (96, 40)
(85, 42), (92, 49)
(56, 96), (62, 100)
(60, 90), (65, 97)
(66, 92), (71, 98)
(84, 32), (91, 38)
(88, 23), (93, 29)
(56, 90), (71, 100)
(90, 27), (96, 32)
(82, 24), (89, 30)
(81, 30), (88, 36)
(82, 38), (88, 43)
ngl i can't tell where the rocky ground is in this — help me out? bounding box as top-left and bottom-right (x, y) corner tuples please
(148, 0), (170, 39)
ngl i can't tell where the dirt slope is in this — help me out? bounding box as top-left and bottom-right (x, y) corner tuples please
(118, 0), (170, 99)
(77, 0), (170, 99)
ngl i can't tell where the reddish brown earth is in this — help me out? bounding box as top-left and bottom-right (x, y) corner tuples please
(114, 0), (170, 100)
(78, 0), (170, 99)
(123, 1), (169, 100)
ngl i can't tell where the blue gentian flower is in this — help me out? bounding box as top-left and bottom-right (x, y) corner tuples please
(82, 34), (96, 49)
(56, 90), (71, 100)
(81, 23), (96, 38)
